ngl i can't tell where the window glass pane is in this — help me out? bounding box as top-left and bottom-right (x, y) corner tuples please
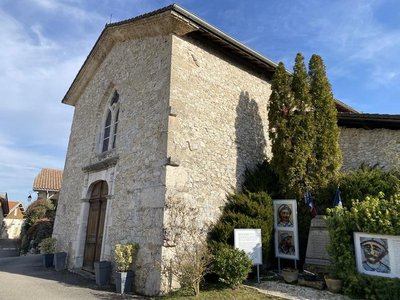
(112, 109), (119, 149)
(102, 138), (109, 152)
(111, 91), (119, 105)
(104, 126), (111, 138)
(115, 109), (119, 122)
(112, 124), (118, 149)
(102, 110), (112, 152)
(105, 110), (112, 126)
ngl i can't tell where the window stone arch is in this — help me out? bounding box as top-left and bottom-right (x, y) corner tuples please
(100, 90), (120, 153)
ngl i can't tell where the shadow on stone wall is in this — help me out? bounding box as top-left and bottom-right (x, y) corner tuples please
(235, 91), (267, 191)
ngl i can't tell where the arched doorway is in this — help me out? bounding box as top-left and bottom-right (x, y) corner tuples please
(83, 181), (108, 271)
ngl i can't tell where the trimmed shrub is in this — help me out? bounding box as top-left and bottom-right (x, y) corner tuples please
(325, 193), (400, 299)
(38, 237), (56, 254)
(213, 245), (252, 288)
(339, 165), (400, 208)
(209, 191), (274, 265)
(242, 160), (281, 197)
(114, 243), (139, 272)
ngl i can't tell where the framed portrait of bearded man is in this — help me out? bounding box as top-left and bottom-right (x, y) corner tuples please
(354, 232), (400, 278)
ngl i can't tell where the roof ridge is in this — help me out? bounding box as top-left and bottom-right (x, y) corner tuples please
(105, 4), (176, 28)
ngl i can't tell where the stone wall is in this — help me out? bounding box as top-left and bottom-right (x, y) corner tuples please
(53, 34), (172, 295)
(161, 34), (272, 290)
(340, 127), (400, 171)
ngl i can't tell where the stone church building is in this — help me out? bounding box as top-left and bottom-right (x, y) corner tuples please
(53, 4), (400, 296)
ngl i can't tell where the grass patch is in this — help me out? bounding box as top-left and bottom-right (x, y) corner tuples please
(155, 283), (283, 299)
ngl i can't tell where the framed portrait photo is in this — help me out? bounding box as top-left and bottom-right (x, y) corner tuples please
(273, 199), (299, 260)
(274, 201), (295, 228)
(354, 232), (400, 278)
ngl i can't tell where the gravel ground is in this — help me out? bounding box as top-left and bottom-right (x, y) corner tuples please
(249, 280), (351, 300)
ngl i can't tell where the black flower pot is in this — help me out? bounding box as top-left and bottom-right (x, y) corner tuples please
(42, 253), (54, 268)
(94, 261), (111, 286)
(54, 252), (67, 271)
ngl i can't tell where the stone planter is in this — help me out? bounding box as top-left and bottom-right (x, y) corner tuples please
(94, 261), (111, 286)
(281, 268), (299, 284)
(325, 275), (342, 293)
(42, 253), (54, 268)
(54, 252), (67, 271)
(115, 271), (134, 294)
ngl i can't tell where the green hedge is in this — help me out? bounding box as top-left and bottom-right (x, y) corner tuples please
(242, 160), (281, 197)
(339, 165), (400, 208)
(209, 191), (274, 266)
(325, 193), (400, 299)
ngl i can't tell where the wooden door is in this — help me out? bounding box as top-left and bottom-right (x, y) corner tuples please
(83, 181), (108, 271)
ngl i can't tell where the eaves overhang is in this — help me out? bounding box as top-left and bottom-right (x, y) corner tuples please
(338, 112), (400, 129)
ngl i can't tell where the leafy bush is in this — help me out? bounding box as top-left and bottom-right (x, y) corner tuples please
(209, 191), (274, 265)
(21, 219), (54, 253)
(325, 193), (400, 299)
(213, 245), (252, 288)
(114, 243), (139, 272)
(38, 237), (56, 254)
(339, 165), (400, 208)
(23, 199), (55, 229)
(20, 198), (56, 253)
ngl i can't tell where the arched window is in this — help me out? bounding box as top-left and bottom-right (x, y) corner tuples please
(101, 91), (120, 153)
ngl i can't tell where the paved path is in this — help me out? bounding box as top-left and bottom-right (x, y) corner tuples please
(0, 255), (146, 299)
(0, 239), (20, 258)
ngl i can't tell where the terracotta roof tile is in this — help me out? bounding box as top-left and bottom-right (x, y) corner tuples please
(8, 201), (24, 211)
(33, 168), (63, 192)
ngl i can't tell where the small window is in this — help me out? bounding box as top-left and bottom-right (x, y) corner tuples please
(101, 91), (120, 153)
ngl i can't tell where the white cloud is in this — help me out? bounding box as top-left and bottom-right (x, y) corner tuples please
(0, 2), (96, 202)
(302, 1), (400, 86)
(31, 0), (104, 23)
(0, 137), (65, 203)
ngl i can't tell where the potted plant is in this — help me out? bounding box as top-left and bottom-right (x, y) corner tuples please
(324, 266), (342, 293)
(281, 267), (299, 284)
(38, 237), (56, 268)
(114, 242), (139, 294)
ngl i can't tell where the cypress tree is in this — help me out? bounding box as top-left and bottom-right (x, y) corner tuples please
(269, 55), (317, 200)
(268, 62), (293, 196)
(287, 53), (315, 199)
(309, 54), (342, 202)
(268, 54), (341, 208)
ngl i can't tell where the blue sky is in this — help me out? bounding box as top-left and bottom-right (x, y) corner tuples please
(1, 0), (399, 206)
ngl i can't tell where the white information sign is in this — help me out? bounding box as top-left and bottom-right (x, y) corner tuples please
(354, 232), (400, 278)
(234, 229), (262, 265)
